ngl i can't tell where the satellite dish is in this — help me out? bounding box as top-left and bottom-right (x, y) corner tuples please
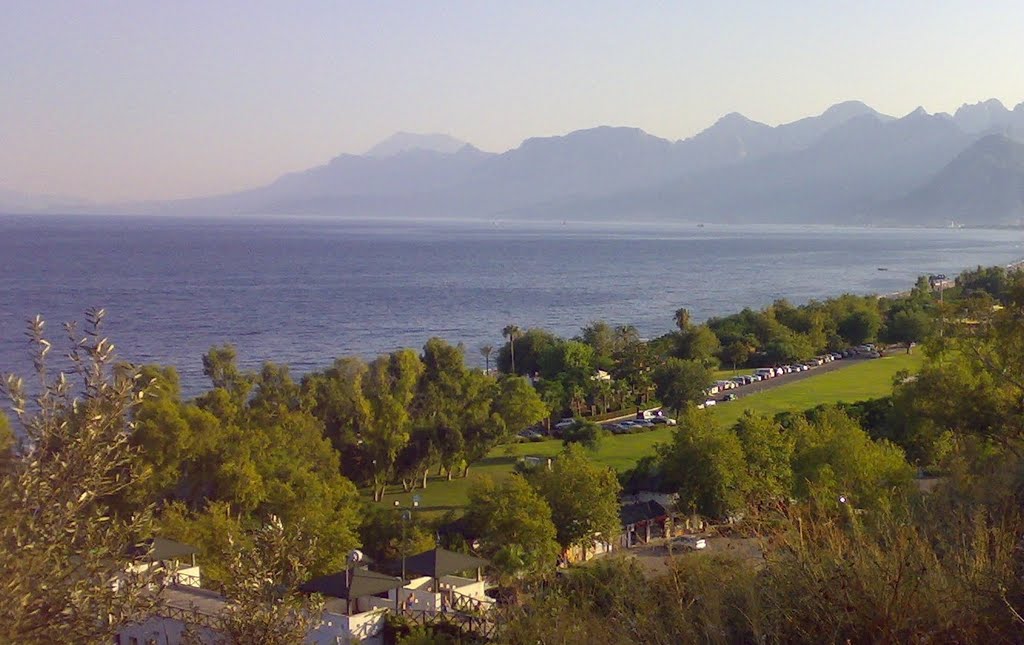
(348, 549), (364, 564)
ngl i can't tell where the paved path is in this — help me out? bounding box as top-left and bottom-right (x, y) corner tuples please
(710, 355), (870, 402)
(599, 348), (903, 427)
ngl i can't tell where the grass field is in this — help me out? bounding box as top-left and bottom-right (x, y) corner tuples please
(377, 352), (925, 515)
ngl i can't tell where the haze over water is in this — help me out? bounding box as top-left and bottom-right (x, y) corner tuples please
(1, 214), (1020, 397)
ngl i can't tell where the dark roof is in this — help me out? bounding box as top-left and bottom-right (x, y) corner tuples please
(392, 548), (488, 579)
(619, 500), (667, 526)
(131, 537), (198, 562)
(299, 566), (405, 600)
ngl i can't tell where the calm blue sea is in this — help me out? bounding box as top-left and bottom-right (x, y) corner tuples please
(1, 214), (1021, 397)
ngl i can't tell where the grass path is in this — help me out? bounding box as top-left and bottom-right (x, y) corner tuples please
(377, 352), (924, 514)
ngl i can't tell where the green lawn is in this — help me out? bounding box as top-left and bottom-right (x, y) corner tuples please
(377, 352), (925, 515)
(713, 367), (747, 380)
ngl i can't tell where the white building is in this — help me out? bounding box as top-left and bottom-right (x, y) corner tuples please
(116, 544), (494, 645)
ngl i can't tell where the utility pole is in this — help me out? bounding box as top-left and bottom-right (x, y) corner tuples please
(394, 495), (420, 581)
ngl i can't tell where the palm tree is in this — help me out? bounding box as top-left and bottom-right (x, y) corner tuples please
(502, 325), (521, 374)
(674, 307), (691, 332)
(479, 344), (495, 374)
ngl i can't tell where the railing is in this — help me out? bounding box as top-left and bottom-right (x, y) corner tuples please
(170, 570), (202, 588)
(157, 603), (225, 631)
(399, 607), (498, 639)
(449, 590), (490, 615)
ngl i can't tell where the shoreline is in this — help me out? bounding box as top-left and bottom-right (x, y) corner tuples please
(880, 257), (1024, 300)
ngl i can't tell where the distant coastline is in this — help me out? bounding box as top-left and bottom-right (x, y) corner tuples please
(1, 217), (1021, 397)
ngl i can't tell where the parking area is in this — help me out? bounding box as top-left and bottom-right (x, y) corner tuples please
(705, 345), (884, 405)
(519, 345), (888, 441)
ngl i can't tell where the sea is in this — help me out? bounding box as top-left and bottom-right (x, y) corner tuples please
(1, 214), (1021, 398)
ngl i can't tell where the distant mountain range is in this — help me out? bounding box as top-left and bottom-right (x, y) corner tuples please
(8, 98), (1024, 226)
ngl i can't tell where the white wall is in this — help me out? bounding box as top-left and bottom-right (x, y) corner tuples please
(116, 617), (219, 645)
(307, 608), (387, 645)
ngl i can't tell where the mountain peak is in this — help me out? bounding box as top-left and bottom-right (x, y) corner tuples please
(365, 132), (470, 157)
(956, 98), (1007, 112)
(953, 99), (1014, 133)
(821, 100), (877, 120)
(714, 112), (757, 127)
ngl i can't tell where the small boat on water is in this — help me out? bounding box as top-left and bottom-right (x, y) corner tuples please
(877, 267), (889, 271)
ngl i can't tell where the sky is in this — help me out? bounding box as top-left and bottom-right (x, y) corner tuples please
(3, 1), (1024, 202)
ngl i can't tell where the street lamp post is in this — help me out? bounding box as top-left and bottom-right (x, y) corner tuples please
(394, 496), (420, 581)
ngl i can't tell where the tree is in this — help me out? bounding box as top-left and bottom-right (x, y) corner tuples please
(720, 340), (752, 372)
(611, 336), (654, 406)
(249, 362), (301, 414)
(200, 517), (325, 645)
(530, 445), (621, 554)
(464, 475), (560, 583)
(676, 325), (722, 366)
(502, 325), (522, 374)
(358, 504), (436, 564)
(300, 357), (372, 483)
(578, 320), (616, 370)
(479, 344), (495, 373)
(493, 375), (548, 434)
(788, 407), (914, 511)
(539, 340), (596, 383)
(158, 501), (250, 588)
(364, 349), (424, 500)
(0, 311), (163, 643)
(132, 363), (364, 577)
(884, 306), (933, 348)
(652, 358), (714, 415)
(535, 378), (566, 426)
(457, 370), (505, 476)
(0, 411), (14, 474)
(498, 328), (558, 376)
(838, 309), (882, 346)
(561, 420), (605, 450)
(411, 339), (469, 481)
(658, 410), (749, 518)
(733, 412), (794, 509)
(674, 307), (692, 331)
(200, 344), (254, 412)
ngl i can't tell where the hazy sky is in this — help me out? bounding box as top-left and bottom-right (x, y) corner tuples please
(3, 1), (1024, 202)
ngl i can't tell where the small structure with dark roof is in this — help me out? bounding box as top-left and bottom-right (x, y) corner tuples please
(398, 547), (488, 581)
(620, 500), (669, 547)
(299, 566), (406, 614)
(300, 566), (407, 644)
(126, 537), (203, 588)
(382, 548), (492, 615)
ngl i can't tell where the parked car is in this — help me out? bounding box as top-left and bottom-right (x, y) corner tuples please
(677, 535), (707, 550)
(554, 418), (578, 431)
(651, 417), (677, 426)
(723, 393), (737, 401)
